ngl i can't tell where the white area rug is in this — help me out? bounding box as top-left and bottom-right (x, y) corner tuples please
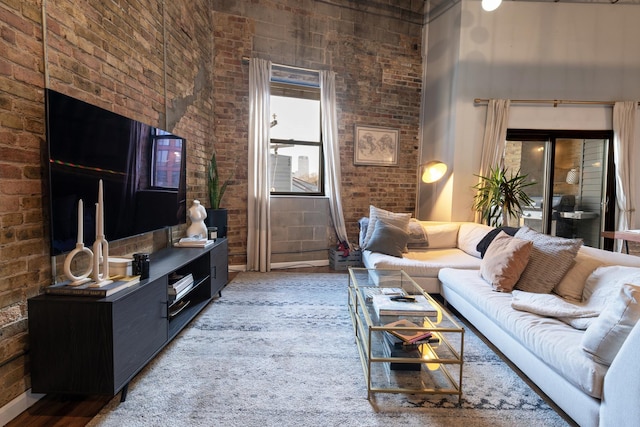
(87, 272), (570, 427)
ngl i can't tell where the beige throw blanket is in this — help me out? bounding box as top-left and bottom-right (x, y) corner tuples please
(511, 290), (602, 330)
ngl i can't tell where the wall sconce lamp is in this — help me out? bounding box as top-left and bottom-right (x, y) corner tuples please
(421, 161), (448, 183)
(482, 0), (502, 12)
(566, 168), (579, 185)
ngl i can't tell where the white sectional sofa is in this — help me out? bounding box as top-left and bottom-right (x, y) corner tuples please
(359, 217), (492, 293)
(359, 214), (640, 427)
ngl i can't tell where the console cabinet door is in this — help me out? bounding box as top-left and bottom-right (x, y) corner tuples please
(112, 276), (167, 391)
(29, 297), (115, 394)
(211, 238), (229, 295)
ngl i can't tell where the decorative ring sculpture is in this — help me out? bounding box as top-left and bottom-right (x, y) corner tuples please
(63, 199), (94, 286)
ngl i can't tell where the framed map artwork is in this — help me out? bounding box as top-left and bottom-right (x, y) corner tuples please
(354, 125), (399, 166)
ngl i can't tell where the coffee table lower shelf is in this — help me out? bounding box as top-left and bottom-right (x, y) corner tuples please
(351, 314), (463, 401)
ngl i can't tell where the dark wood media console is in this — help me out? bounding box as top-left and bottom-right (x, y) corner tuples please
(28, 238), (228, 400)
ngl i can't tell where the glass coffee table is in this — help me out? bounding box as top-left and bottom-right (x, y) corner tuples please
(347, 268), (464, 401)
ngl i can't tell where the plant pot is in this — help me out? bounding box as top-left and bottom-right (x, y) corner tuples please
(205, 208), (228, 238)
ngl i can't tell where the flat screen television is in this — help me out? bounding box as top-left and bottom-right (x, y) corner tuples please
(46, 89), (187, 255)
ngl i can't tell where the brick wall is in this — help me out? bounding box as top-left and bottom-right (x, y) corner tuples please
(212, 0), (424, 265)
(0, 0), (49, 409)
(0, 0), (214, 411)
(0, 0), (423, 413)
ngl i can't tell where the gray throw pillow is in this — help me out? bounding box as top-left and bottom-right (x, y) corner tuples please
(514, 226), (582, 294)
(363, 205), (411, 248)
(365, 221), (409, 258)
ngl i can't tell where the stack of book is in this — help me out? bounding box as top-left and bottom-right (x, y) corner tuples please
(382, 319), (438, 371)
(46, 275), (141, 297)
(363, 287), (404, 303)
(371, 294), (437, 317)
(168, 273), (194, 301)
(174, 237), (214, 248)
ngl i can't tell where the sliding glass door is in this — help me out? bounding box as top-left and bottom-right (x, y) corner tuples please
(505, 130), (615, 249)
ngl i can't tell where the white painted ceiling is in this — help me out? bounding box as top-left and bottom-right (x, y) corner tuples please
(425, 0), (640, 19)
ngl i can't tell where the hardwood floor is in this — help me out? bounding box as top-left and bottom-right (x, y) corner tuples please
(8, 266), (341, 427)
(6, 395), (112, 427)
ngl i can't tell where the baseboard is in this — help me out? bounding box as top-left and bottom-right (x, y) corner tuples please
(0, 389), (45, 426)
(229, 260), (330, 273)
(229, 264), (247, 273)
(270, 259), (330, 269)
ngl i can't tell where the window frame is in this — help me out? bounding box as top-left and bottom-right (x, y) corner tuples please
(150, 128), (184, 190)
(269, 80), (324, 196)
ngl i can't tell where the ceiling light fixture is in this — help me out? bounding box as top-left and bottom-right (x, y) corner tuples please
(482, 0), (503, 11)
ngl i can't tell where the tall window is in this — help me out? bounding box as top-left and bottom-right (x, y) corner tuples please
(269, 79), (323, 195)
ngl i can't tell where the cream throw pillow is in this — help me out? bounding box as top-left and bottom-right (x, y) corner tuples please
(514, 226), (582, 294)
(481, 231), (533, 292)
(423, 223), (460, 249)
(458, 223), (494, 258)
(406, 219), (429, 249)
(553, 252), (603, 302)
(363, 205), (411, 249)
(581, 284), (640, 366)
(582, 265), (640, 302)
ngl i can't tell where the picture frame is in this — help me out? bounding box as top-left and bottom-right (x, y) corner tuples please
(354, 125), (399, 166)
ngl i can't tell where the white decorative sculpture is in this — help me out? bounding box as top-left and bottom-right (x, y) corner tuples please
(90, 179), (112, 287)
(186, 200), (208, 239)
(63, 199), (94, 286)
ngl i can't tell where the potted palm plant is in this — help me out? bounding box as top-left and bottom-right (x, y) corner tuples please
(206, 152), (234, 237)
(472, 165), (534, 227)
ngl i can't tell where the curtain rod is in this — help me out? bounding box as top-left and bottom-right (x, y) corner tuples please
(241, 56), (320, 74)
(474, 98), (640, 107)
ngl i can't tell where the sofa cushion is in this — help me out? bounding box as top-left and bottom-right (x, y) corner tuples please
(407, 219), (429, 249)
(363, 205), (411, 248)
(581, 283), (640, 366)
(553, 251), (603, 302)
(439, 268), (608, 399)
(476, 226), (519, 258)
(480, 231), (533, 292)
(440, 268), (608, 397)
(514, 226), (582, 294)
(363, 248), (481, 279)
(458, 223), (494, 258)
(582, 265), (640, 302)
(423, 223), (459, 249)
(365, 221), (409, 257)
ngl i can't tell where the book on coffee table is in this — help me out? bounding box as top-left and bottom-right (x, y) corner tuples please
(372, 294), (437, 317)
(383, 329), (437, 349)
(381, 334), (422, 371)
(384, 319), (433, 344)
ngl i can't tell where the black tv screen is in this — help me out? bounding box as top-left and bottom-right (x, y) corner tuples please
(46, 89), (187, 255)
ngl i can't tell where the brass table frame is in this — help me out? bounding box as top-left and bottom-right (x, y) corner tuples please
(347, 268), (464, 402)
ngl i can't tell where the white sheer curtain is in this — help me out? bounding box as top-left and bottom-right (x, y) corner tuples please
(613, 101), (637, 252)
(320, 70), (350, 249)
(247, 58), (272, 271)
(475, 99), (511, 223)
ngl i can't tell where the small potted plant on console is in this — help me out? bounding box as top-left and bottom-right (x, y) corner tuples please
(206, 152), (235, 238)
